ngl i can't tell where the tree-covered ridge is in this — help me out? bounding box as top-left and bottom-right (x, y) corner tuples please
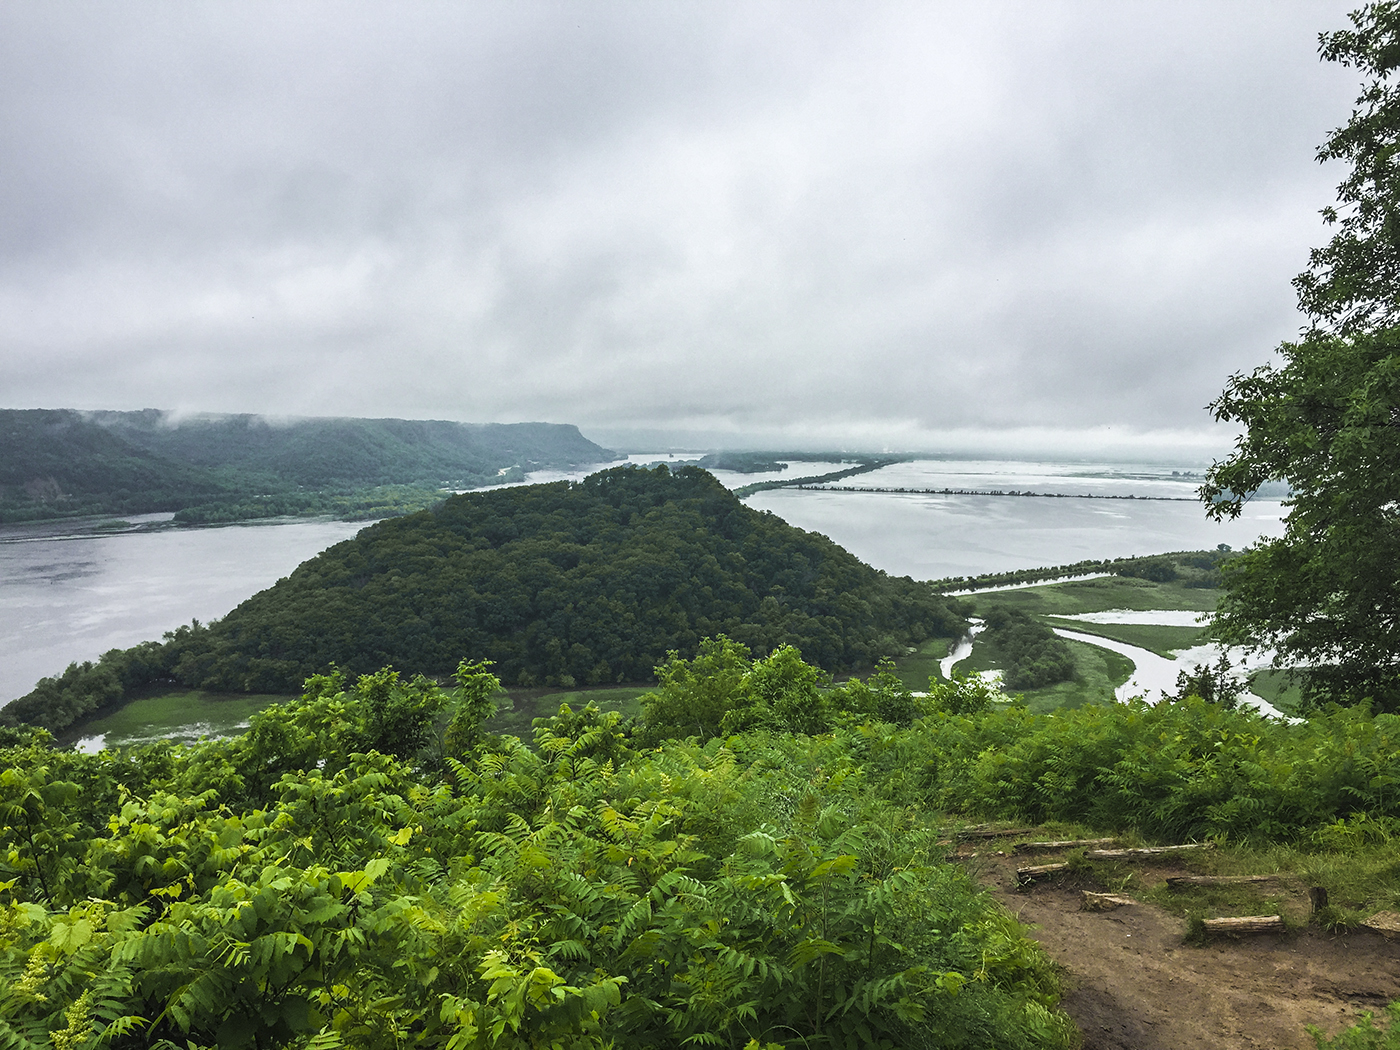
(0, 410), (236, 521)
(0, 409), (616, 524)
(3, 465), (964, 732)
(91, 410), (615, 488)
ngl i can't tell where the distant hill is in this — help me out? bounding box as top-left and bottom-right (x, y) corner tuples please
(4, 465), (966, 730)
(0, 408), (617, 523)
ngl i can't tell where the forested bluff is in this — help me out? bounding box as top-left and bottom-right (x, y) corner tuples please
(3, 464), (967, 734)
(0, 408), (616, 524)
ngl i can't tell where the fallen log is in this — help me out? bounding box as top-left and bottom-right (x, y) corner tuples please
(1085, 844), (1214, 861)
(956, 826), (1038, 840)
(1082, 891), (1136, 911)
(1165, 874), (1278, 888)
(1014, 838), (1117, 854)
(1201, 915), (1285, 935)
(1016, 863), (1068, 885)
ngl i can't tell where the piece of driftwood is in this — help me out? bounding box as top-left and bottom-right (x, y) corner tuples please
(1165, 874), (1278, 888)
(956, 826), (1038, 840)
(1361, 911), (1400, 938)
(1015, 863), (1068, 885)
(1201, 915), (1285, 935)
(1085, 844), (1214, 861)
(1082, 891), (1136, 911)
(1014, 838), (1117, 854)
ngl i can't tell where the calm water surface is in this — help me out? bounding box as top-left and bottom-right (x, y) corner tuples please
(0, 515), (365, 703)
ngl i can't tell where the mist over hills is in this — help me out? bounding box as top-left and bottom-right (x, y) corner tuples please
(0, 408), (617, 523)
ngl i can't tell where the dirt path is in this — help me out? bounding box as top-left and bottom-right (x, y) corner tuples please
(967, 851), (1400, 1049)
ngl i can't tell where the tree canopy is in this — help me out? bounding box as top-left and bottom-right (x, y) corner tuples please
(1203, 3), (1400, 710)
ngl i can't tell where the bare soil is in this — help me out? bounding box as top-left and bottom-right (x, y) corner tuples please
(964, 849), (1400, 1049)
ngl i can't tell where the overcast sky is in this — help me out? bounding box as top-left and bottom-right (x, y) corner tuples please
(0, 1), (1363, 459)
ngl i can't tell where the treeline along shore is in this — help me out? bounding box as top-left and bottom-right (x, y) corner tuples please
(731, 456), (901, 497)
(801, 483), (1198, 501)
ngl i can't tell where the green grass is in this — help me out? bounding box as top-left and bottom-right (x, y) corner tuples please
(1041, 618), (1208, 658)
(1122, 840), (1400, 930)
(487, 685), (651, 739)
(946, 637), (1132, 713)
(892, 636), (952, 688)
(969, 576), (1221, 617)
(66, 690), (292, 748)
(1249, 669), (1306, 715)
(65, 681), (654, 751)
(1015, 640), (1134, 713)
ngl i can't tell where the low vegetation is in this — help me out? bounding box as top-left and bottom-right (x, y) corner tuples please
(0, 661), (1077, 1050)
(7, 636), (1400, 1048)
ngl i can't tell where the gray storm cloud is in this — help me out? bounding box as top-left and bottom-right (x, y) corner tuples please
(0, 1), (1360, 456)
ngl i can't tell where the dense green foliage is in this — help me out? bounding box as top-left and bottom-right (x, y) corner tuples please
(1311, 1002), (1400, 1049)
(976, 608), (1075, 691)
(0, 409), (613, 523)
(695, 453), (788, 473)
(0, 410), (235, 522)
(4, 466), (964, 734)
(912, 697), (1400, 845)
(1204, 327), (1400, 710)
(1203, 4), (1400, 710)
(10, 636), (1400, 1048)
(0, 660), (1075, 1050)
(636, 636), (922, 746)
(1294, 2), (1400, 334)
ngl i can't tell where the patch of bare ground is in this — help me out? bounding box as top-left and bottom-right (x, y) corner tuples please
(963, 847), (1400, 1050)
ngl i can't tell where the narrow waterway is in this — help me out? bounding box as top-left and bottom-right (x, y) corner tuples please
(1050, 628), (1289, 718)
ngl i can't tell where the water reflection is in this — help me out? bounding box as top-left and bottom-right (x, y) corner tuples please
(0, 517), (366, 704)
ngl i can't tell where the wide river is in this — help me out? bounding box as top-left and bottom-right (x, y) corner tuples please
(0, 457), (1285, 705)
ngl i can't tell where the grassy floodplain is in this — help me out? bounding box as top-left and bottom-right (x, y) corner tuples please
(950, 567), (1230, 710)
(62, 689), (291, 749)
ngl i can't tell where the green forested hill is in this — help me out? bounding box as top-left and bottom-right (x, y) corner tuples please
(0, 408), (615, 523)
(5, 465), (965, 731)
(90, 410), (614, 487)
(0, 409), (236, 518)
